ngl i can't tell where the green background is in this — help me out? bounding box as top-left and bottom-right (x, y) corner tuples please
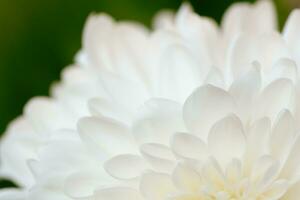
(0, 0), (294, 188)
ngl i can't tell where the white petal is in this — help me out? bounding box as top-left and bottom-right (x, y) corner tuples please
(0, 117), (38, 187)
(98, 70), (149, 111)
(222, 0), (276, 42)
(107, 22), (149, 82)
(280, 135), (300, 180)
(140, 143), (175, 173)
(176, 3), (219, 44)
(204, 67), (225, 89)
(259, 161), (280, 189)
(183, 85), (236, 140)
(270, 110), (296, 161)
(0, 189), (25, 200)
(78, 116), (136, 158)
(250, 155), (276, 184)
(283, 9), (300, 66)
(201, 158), (225, 186)
(229, 33), (290, 80)
(88, 97), (133, 125)
(64, 170), (110, 198)
(140, 172), (175, 200)
(175, 3), (219, 68)
(32, 139), (92, 184)
(153, 10), (175, 29)
(255, 79), (295, 121)
(24, 97), (75, 133)
(229, 66), (261, 123)
(226, 159), (242, 184)
(94, 187), (143, 200)
(83, 14), (149, 82)
(282, 180), (300, 200)
(169, 194), (201, 200)
(253, 33), (291, 72)
(83, 14), (114, 70)
(104, 154), (148, 180)
(227, 33), (257, 79)
(132, 98), (185, 145)
(269, 58), (298, 84)
(208, 115), (246, 166)
(171, 133), (208, 160)
(244, 117), (271, 171)
(157, 44), (202, 102)
(252, 0), (277, 29)
(263, 180), (289, 199)
(172, 163), (202, 193)
(28, 187), (71, 200)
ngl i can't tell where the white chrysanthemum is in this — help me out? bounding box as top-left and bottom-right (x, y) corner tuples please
(1, 0), (300, 199)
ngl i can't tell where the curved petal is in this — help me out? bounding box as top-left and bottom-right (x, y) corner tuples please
(208, 115), (246, 166)
(283, 9), (300, 66)
(104, 154), (148, 180)
(172, 163), (202, 193)
(255, 79), (295, 121)
(94, 187), (143, 200)
(132, 98), (185, 145)
(183, 85), (236, 140)
(140, 171), (175, 200)
(140, 143), (175, 173)
(0, 189), (25, 200)
(171, 133), (208, 160)
(78, 116), (136, 158)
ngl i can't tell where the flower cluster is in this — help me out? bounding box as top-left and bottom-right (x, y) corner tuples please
(1, 0), (300, 199)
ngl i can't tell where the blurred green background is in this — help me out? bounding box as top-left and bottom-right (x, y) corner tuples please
(0, 0), (294, 187)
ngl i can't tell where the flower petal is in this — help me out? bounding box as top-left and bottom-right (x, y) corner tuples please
(229, 65), (261, 123)
(283, 9), (300, 66)
(140, 143), (175, 173)
(0, 189), (25, 200)
(183, 85), (236, 140)
(280, 135), (300, 180)
(78, 116), (136, 158)
(208, 114), (246, 166)
(222, 0), (276, 41)
(88, 97), (133, 125)
(172, 163), (202, 193)
(64, 170), (112, 198)
(133, 98), (185, 145)
(269, 58), (298, 84)
(255, 78), (295, 121)
(157, 44), (202, 102)
(104, 154), (148, 180)
(171, 133), (208, 160)
(140, 172), (175, 200)
(94, 187), (143, 200)
(244, 117), (271, 172)
(270, 110), (296, 161)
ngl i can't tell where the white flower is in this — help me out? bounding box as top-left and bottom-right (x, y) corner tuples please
(1, 0), (300, 199)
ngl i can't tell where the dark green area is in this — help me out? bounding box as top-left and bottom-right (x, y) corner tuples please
(0, 0), (292, 188)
